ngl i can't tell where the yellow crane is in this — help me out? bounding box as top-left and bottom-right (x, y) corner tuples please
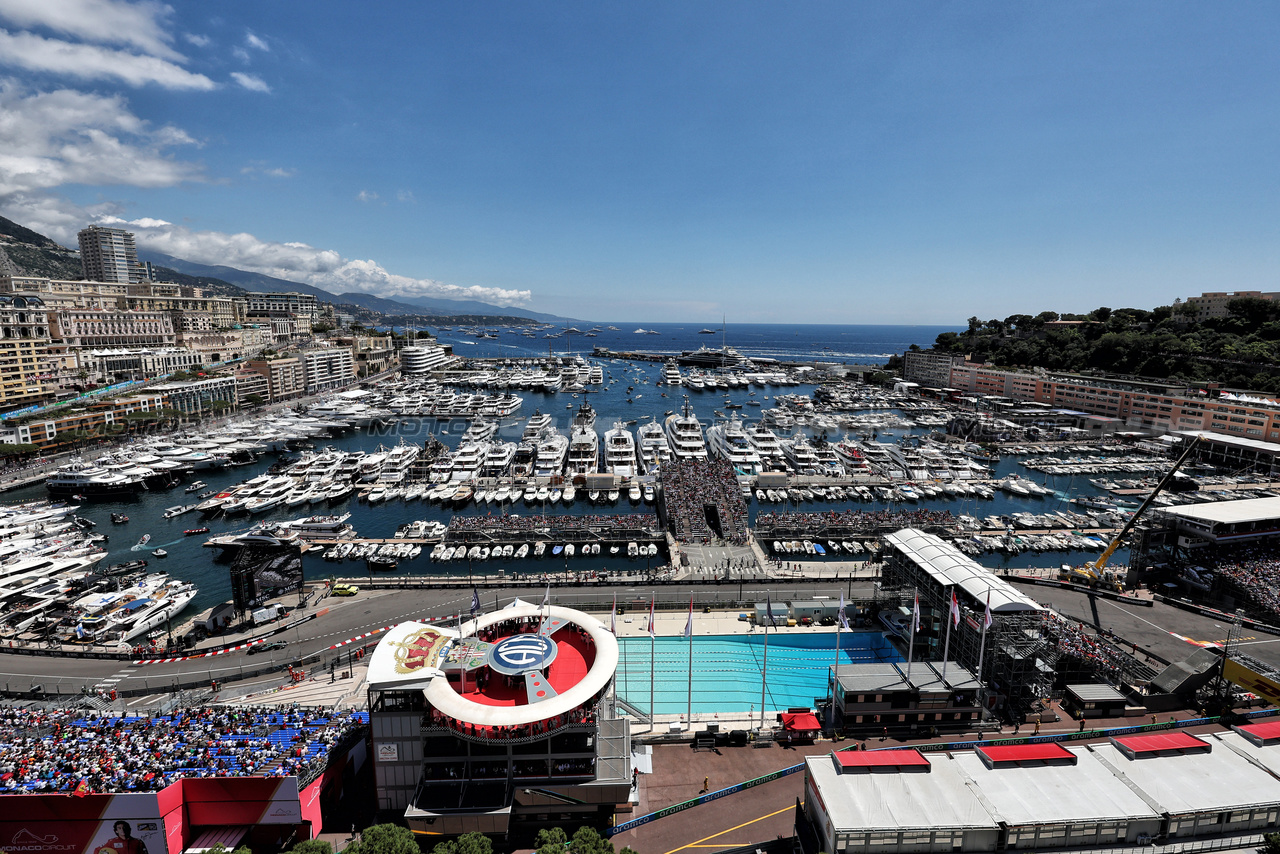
(1061, 436), (1202, 591)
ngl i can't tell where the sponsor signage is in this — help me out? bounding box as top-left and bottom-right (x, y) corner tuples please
(377, 743), (399, 762)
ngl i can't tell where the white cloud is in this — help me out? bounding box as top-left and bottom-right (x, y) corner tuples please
(0, 0), (184, 61)
(0, 80), (202, 197)
(231, 45), (248, 63)
(244, 31), (268, 52)
(240, 162), (294, 178)
(98, 217), (534, 306)
(230, 71), (269, 93)
(0, 28), (216, 90)
(356, 190), (378, 203)
(396, 189), (415, 203)
(183, 33), (209, 48)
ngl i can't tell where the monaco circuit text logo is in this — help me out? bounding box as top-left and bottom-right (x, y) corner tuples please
(9, 830), (77, 852)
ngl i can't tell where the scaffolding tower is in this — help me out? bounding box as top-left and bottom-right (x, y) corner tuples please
(881, 528), (1055, 714)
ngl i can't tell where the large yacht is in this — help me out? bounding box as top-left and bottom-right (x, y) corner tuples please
(46, 460), (146, 497)
(566, 426), (599, 475)
(481, 442), (517, 478)
(449, 443), (486, 482)
(706, 415), (763, 474)
(602, 421), (637, 477)
(534, 430), (569, 478)
(780, 432), (822, 475)
(521, 410), (553, 443)
(659, 361), (684, 386)
(663, 398), (708, 460)
(746, 423), (787, 471)
(635, 419), (672, 474)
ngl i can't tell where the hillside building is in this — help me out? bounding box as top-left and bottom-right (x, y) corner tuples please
(0, 295), (53, 410)
(246, 291), (320, 320)
(301, 347), (355, 393)
(77, 225), (142, 284)
(246, 356), (306, 402)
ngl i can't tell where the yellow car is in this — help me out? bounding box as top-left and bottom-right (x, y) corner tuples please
(332, 583), (359, 597)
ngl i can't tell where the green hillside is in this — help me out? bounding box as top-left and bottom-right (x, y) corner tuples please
(928, 300), (1280, 392)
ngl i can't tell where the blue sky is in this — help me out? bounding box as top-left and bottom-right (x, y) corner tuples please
(1, 1), (1279, 322)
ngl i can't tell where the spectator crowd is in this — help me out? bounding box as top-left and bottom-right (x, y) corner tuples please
(660, 459), (749, 544)
(0, 704), (367, 793)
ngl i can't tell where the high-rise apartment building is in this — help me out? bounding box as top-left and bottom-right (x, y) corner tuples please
(77, 225), (142, 284)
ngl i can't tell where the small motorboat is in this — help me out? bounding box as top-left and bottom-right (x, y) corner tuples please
(135, 534), (151, 548)
(111, 513), (129, 524)
(184, 527), (210, 536)
(152, 548), (168, 558)
(185, 481), (207, 493)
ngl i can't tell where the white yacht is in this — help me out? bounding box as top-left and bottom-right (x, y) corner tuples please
(602, 421), (637, 477)
(659, 361), (684, 386)
(566, 426), (599, 475)
(521, 410), (553, 442)
(534, 430), (570, 478)
(449, 443), (486, 481)
(481, 442), (517, 478)
(636, 419), (673, 474)
(746, 423), (787, 470)
(663, 398), (708, 460)
(781, 433), (822, 474)
(706, 415), (763, 474)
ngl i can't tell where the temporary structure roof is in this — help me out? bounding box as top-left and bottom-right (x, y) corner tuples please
(884, 529), (1041, 613)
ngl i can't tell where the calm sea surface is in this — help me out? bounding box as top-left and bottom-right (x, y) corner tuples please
(12, 322), (1135, 615)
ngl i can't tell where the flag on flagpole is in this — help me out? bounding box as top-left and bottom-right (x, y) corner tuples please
(470, 587), (480, 617)
(684, 593), (694, 638)
(542, 584), (550, 607)
(647, 595), (656, 637)
(912, 591), (921, 633)
(610, 593), (617, 635)
(838, 593), (849, 630)
(983, 592), (993, 631)
(766, 592), (777, 627)
(949, 589), (961, 627)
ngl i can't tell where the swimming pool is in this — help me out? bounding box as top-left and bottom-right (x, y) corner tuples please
(615, 631), (903, 715)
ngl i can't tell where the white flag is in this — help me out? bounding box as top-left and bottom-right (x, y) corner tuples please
(983, 592), (993, 631)
(684, 594), (694, 638)
(611, 593), (617, 635)
(647, 595), (656, 637)
(838, 593), (849, 630)
(911, 592), (921, 633)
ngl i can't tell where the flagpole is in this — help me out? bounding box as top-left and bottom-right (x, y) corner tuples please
(907, 587), (917, 682)
(649, 594), (656, 732)
(941, 586), (954, 683)
(831, 594), (846, 730)
(760, 593), (771, 730)
(976, 591), (991, 706)
(458, 609), (466, 698)
(686, 594), (693, 728)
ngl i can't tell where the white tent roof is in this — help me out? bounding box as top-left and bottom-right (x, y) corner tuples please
(950, 747), (1159, 826)
(805, 753), (995, 833)
(885, 529), (1041, 613)
(1091, 736), (1280, 814)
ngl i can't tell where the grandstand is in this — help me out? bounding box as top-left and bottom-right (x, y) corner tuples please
(659, 458), (749, 543)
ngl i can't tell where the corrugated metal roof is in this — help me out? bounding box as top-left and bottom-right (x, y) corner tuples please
(884, 529), (1042, 613)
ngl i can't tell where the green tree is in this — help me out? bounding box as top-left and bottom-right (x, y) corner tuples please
(244, 393), (265, 408)
(289, 841), (333, 854)
(534, 829), (568, 850)
(1261, 831), (1280, 854)
(430, 832), (491, 854)
(347, 823), (420, 854)
(569, 827), (613, 854)
(232, 847), (253, 854)
(210, 400), (233, 412)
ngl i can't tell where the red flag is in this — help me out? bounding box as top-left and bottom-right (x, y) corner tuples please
(983, 592), (993, 631)
(949, 589), (961, 627)
(73, 778), (90, 797)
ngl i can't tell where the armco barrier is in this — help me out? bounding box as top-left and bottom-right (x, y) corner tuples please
(1153, 594), (1280, 638)
(1001, 574), (1154, 607)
